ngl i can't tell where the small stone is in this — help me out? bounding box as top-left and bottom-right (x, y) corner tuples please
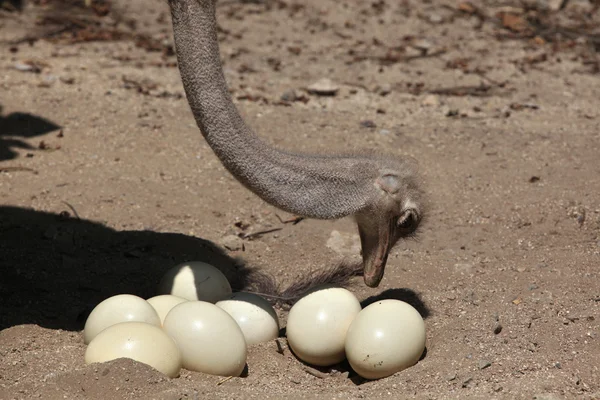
(454, 263), (473, 273)
(412, 39), (434, 52)
(60, 76), (76, 85)
(404, 46), (423, 58)
(341, 370), (350, 379)
(533, 394), (563, 400)
(360, 120), (377, 128)
(553, 362), (561, 369)
(446, 373), (457, 381)
(428, 13), (443, 23)
(220, 234), (244, 251)
(378, 129), (390, 135)
(377, 83), (392, 96)
(307, 78), (339, 96)
(14, 62), (40, 73)
(280, 89), (298, 102)
(421, 94), (440, 107)
(528, 341), (538, 351)
(461, 377), (473, 388)
(38, 75), (57, 87)
(478, 360), (492, 370)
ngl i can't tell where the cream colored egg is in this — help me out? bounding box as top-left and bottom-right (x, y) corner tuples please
(147, 295), (188, 325)
(162, 301), (247, 376)
(345, 300), (426, 380)
(286, 286), (361, 366)
(85, 321), (182, 378)
(83, 294), (161, 344)
(157, 261), (232, 303)
(216, 292), (279, 346)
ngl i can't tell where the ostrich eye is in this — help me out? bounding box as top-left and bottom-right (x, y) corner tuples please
(397, 209), (418, 231)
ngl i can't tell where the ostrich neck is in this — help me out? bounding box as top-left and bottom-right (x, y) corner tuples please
(169, 0), (378, 219)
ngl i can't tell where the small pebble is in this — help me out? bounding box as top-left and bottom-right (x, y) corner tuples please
(428, 14), (443, 23)
(220, 234), (244, 251)
(14, 62), (40, 73)
(360, 120), (377, 128)
(307, 78), (339, 96)
(378, 84), (392, 96)
(421, 94), (440, 107)
(412, 39), (433, 52)
(280, 89), (298, 102)
(478, 360), (492, 370)
(533, 394), (564, 400)
(60, 76), (76, 84)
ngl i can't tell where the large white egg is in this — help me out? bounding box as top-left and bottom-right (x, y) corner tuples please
(157, 261), (232, 303)
(286, 286), (361, 366)
(85, 321), (182, 378)
(216, 292), (279, 346)
(83, 294), (161, 344)
(345, 300), (426, 380)
(162, 301), (247, 376)
(147, 295), (188, 325)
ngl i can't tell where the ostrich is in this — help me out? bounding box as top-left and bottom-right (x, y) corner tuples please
(167, 0), (425, 288)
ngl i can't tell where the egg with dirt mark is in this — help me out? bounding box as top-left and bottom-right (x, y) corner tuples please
(85, 321), (182, 378)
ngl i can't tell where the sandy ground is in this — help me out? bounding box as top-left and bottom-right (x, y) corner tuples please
(1, 0), (600, 399)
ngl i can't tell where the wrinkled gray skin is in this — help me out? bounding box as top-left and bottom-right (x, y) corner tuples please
(168, 0), (425, 287)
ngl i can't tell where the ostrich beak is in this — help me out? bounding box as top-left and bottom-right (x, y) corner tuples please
(357, 218), (395, 288)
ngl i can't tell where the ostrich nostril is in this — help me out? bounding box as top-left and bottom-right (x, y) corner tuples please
(397, 209), (418, 231)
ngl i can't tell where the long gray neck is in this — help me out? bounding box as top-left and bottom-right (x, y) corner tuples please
(169, 0), (379, 219)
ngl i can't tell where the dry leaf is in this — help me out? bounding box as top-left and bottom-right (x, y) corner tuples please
(499, 13), (529, 33)
(458, 2), (477, 14)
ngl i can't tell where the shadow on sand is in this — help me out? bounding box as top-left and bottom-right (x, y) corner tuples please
(0, 205), (262, 331)
(0, 106), (62, 162)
